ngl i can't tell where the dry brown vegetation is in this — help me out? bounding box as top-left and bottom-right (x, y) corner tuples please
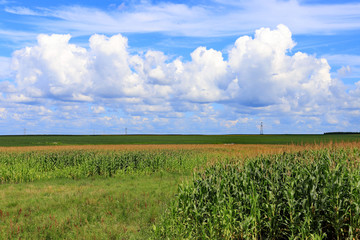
(1, 141), (360, 155)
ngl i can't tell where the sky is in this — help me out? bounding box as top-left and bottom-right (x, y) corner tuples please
(0, 0), (360, 135)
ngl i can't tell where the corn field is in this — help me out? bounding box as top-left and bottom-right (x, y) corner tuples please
(153, 147), (360, 239)
(0, 149), (209, 183)
(2, 144), (360, 239)
(0, 143), (316, 184)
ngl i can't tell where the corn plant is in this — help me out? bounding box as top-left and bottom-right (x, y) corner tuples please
(0, 149), (210, 183)
(153, 147), (360, 239)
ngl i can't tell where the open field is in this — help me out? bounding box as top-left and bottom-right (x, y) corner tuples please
(0, 143), (260, 239)
(0, 174), (182, 239)
(1, 139), (360, 239)
(0, 134), (359, 146)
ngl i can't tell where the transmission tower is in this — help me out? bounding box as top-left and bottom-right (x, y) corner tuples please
(260, 122), (264, 135)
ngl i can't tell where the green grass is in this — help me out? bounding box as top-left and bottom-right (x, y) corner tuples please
(0, 134), (359, 146)
(0, 148), (216, 239)
(0, 173), (184, 239)
(153, 147), (360, 239)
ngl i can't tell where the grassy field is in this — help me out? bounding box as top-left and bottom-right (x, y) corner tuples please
(0, 174), (182, 239)
(1, 136), (360, 239)
(0, 143), (315, 239)
(0, 134), (359, 146)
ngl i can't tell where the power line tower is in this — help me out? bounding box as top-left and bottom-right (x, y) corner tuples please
(260, 122), (264, 135)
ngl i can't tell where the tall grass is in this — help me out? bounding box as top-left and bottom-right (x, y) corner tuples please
(153, 147), (360, 239)
(0, 149), (209, 183)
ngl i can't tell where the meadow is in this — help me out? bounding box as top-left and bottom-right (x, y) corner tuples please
(0, 135), (360, 239)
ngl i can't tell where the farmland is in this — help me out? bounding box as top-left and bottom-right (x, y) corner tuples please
(154, 147), (360, 239)
(0, 133), (359, 146)
(0, 135), (360, 239)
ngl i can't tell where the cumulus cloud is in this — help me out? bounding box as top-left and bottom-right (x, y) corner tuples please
(175, 46), (229, 103)
(228, 24), (339, 111)
(5, 25), (338, 108)
(89, 34), (143, 98)
(0, 24), (354, 133)
(12, 34), (90, 101)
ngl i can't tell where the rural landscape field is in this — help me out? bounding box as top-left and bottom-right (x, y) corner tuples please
(1, 134), (360, 239)
(1, 0), (360, 239)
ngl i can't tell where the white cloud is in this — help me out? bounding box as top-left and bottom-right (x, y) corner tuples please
(324, 54), (360, 80)
(5, 6), (40, 16)
(0, 108), (6, 119)
(72, 93), (93, 102)
(324, 54), (360, 66)
(2, 0), (360, 44)
(337, 65), (351, 77)
(274, 119), (280, 125)
(349, 81), (360, 100)
(91, 106), (105, 114)
(326, 114), (339, 125)
(0, 29), (38, 44)
(102, 116), (112, 122)
(0, 56), (12, 79)
(175, 46), (229, 103)
(227, 24), (336, 110)
(1, 24), (357, 133)
(6, 93), (34, 103)
(69, 1), (354, 36)
(89, 34), (146, 98)
(222, 120), (239, 128)
(12, 34), (90, 101)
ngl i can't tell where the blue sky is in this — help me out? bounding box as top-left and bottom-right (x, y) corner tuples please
(0, 0), (360, 135)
